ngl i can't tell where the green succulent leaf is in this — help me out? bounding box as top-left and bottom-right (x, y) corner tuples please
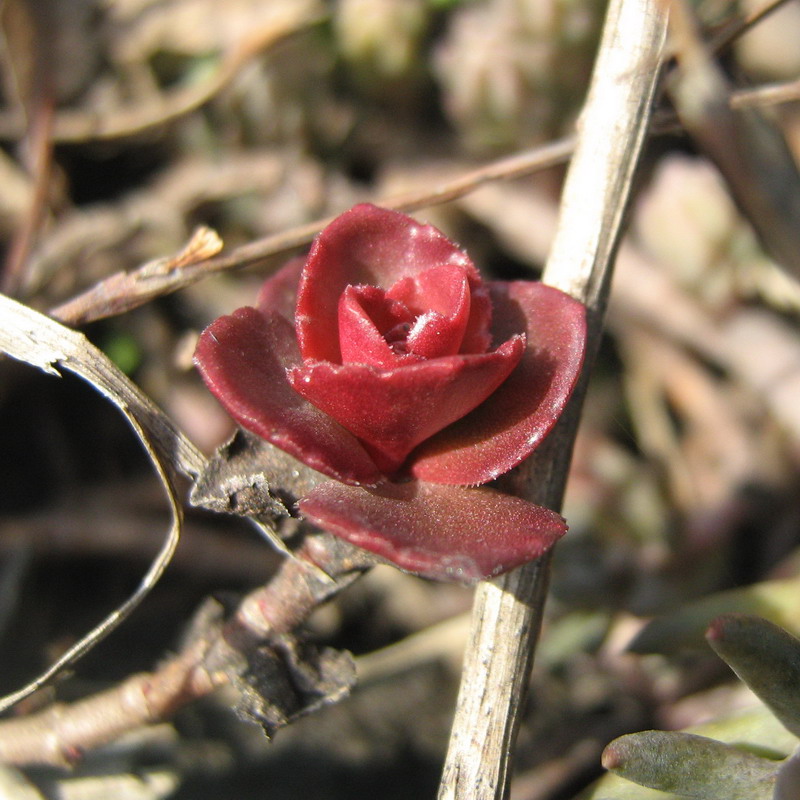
(629, 578), (800, 655)
(602, 731), (779, 800)
(583, 705), (796, 799)
(707, 614), (800, 739)
(689, 705), (798, 760)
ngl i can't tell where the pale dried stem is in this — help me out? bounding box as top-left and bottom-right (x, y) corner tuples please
(0, 643), (215, 768)
(438, 2), (669, 799)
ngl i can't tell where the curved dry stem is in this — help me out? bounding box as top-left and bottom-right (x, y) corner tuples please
(0, 295), (203, 711)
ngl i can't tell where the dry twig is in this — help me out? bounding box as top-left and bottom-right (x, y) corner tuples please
(438, 1), (669, 797)
(0, 546), (360, 767)
(49, 137), (575, 325)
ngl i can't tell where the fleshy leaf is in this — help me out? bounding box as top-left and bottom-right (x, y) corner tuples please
(706, 614), (800, 739)
(410, 281), (587, 485)
(298, 479), (567, 583)
(194, 306), (381, 485)
(337, 285), (417, 367)
(602, 731), (779, 800)
(583, 706), (798, 799)
(295, 204), (477, 363)
(628, 578), (800, 655)
(386, 264), (475, 358)
(288, 335), (524, 474)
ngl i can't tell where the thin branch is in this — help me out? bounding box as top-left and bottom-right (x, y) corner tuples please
(0, 541), (357, 767)
(730, 77), (800, 110)
(438, 2), (669, 798)
(0, 3), (326, 144)
(0, 641), (216, 768)
(49, 137), (575, 325)
(46, 63), (794, 329)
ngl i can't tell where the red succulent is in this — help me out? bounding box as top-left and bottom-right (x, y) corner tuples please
(195, 204), (586, 582)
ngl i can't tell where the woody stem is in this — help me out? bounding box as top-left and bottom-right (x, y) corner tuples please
(437, 1), (670, 798)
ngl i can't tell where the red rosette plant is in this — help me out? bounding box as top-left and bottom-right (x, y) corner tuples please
(195, 204), (587, 582)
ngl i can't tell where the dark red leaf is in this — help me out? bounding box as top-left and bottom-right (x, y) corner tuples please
(409, 282), (586, 485)
(194, 306), (381, 485)
(295, 204), (477, 363)
(288, 335), (524, 474)
(300, 480), (567, 582)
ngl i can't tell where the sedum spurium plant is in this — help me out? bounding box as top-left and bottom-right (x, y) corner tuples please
(195, 204), (586, 582)
(596, 614), (800, 800)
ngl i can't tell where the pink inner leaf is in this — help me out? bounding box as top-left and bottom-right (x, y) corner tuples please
(338, 285), (417, 367)
(394, 265), (475, 358)
(295, 204), (478, 363)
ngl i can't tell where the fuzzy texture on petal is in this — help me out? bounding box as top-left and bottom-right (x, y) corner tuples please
(409, 282), (587, 485)
(194, 306), (382, 485)
(299, 480), (567, 583)
(295, 204), (477, 363)
(385, 264), (476, 358)
(288, 335), (524, 474)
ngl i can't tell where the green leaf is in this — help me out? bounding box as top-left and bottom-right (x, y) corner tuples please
(583, 706), (796, 799)
(602, 731), (779, 799)
(707, 614), (800, 738)
(629, 578), (800, 654)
